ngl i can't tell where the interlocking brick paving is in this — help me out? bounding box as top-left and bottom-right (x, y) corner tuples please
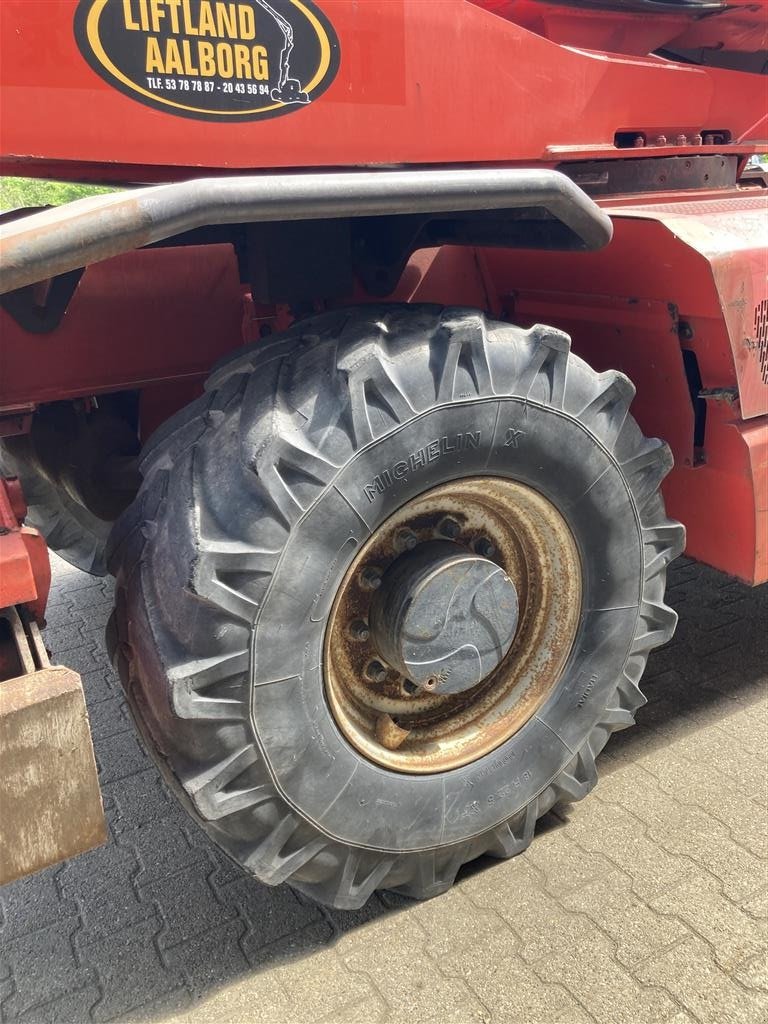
(1, 556), (765, 1024)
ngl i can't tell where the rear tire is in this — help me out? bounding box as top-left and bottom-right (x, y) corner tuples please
(0, 440), (110, 576)
(108, 305), (684, 909)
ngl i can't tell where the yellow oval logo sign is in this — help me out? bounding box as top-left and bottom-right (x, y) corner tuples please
(74, 0), (340, 122)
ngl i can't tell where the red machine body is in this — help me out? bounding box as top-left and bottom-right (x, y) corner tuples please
(0, 0), (766, 608)
(0, 478), (49, 624)
(487, 194), (768, 585)
(0, 0), (765, 179)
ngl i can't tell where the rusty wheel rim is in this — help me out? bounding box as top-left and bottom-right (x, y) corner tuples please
(324, 477), (582, 773)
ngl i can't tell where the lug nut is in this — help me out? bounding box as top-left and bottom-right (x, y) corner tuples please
(366, 660), (388, 684)
(438, 517), (461, 539)
(394, 528), (418, 553)
(359, 567), (382, 591)
(474, 537), (497, 558)
(349, 620), (370, 642)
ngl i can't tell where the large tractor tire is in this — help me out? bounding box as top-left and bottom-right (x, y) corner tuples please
(0, 399), (139, 577)
(0, 439), (110, 576)
(107, 305), (683, 909)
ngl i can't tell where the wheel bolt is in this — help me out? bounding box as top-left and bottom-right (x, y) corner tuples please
(438, 517), (460, 539)
(394, 528), (418, 553)
(366, 660), (388, 684)
(474, 537), (496, 559)
(348, 620), (370, 642)
(359, 567), (382, 591)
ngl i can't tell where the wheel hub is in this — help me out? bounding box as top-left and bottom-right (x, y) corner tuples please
(369, 541), (519, 695)
(324, 477), (582, 774)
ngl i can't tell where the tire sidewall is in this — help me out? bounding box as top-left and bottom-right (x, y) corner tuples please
(247, 395), (643, 853)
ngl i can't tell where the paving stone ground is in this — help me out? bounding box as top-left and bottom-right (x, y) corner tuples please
(0, 554), (766, 1024)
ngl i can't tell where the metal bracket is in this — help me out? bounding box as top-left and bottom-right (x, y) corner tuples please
(0, 267), (84, 333)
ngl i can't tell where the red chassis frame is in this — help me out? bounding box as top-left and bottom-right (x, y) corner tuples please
(0, 477), (49, 623)
(2, 189), (766, 585)
(0, 0), (766, 617)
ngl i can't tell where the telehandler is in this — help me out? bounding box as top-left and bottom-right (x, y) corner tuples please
(0, 0), (765, 909)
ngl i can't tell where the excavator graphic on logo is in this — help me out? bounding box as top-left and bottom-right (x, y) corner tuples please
(256, 0), (310, 104)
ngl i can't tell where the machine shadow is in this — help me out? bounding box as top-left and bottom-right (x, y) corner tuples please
(1, 556), (764, 1023)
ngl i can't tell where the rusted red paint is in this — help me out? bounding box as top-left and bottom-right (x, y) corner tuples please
(479, 190), (768, 583)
